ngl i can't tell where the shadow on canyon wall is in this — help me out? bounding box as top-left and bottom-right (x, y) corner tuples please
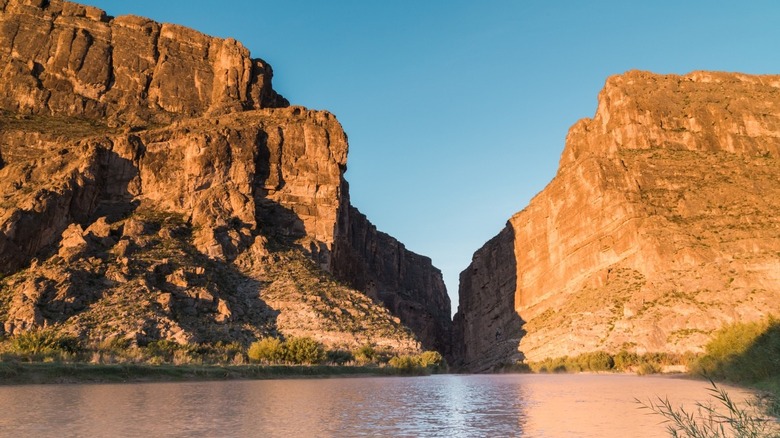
(452, 223), (526, 372)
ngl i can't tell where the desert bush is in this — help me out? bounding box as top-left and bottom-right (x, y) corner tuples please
(388, 351), (448, 374)
(86, 338), (136, 364)
(501, 362), (532, 373)
(691, 318), (780, 385)
(614, 350), (640, 371)
(353, 343), (377, 364)
(143, 340), (189, 363)
(528, 351), (686, 374)
(388, 355), (421, 372)
(4, 329), (81, 361)
(283, 337), (325, 365)
(418, 350), (447, 372)
(529, 356), (568, 373)
(636, 361), (660, 375)
(195, 341), (245, 364)
(585, 351), (615, 371)
(247, 337), (286, 363)
(326, 349), (354, 365)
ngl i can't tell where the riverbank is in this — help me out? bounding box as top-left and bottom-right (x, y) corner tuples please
(0, 362), (426, 385)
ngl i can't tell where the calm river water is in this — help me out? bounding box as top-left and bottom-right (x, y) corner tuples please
(0, 374), (753, 437)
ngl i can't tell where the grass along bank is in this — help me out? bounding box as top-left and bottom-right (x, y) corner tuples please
(0, 362), (422, 385)
(689, 318), (780, 419)
(636, 317), (780, 438)
(511, 318), (778, 395)
(512, 317), (780, 437)
(0, 330), (447, 384)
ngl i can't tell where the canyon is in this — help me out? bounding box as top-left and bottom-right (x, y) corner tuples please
(2, 0), (779, 372)
(0, 0), (450, 354)
(453, 70), (780, 371)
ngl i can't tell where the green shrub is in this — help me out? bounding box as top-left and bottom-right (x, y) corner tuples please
(528, 351), (687, 374)
(418, 350), (447, 372)
(143, 340), (187, 363)
(530, 356), (568, 373)
(326, 349), (354, 365)
(614, 350), (639, 371)
(247, 337), (286, 363)
(636, 361), (660, 375)
(385, 351), (448, 374)
(195, 341), (245, 364)
(5, 329), (81, 361)
(585, 351), (615, 371)
(691, 318), (780, 385)
(283, 337), (325, 365)
(353, 343), (377, 364)
(388, 355), (421, 372)
(501, 362), (531, 373)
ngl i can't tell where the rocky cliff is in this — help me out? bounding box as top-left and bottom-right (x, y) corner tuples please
(453, 70), (780, 371)
(0, 0), (450, 353)
(333, 204), (451, 354)
(0, 0), (286, 124)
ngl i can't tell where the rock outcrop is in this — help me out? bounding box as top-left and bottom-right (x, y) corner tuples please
(333, 204), (451, 353)
(453, 70), (780, 371)
(0, 0), (287, 125)
(0, 0), (450, 354)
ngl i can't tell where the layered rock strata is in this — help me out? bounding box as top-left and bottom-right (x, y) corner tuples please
(454, 70), (780, 371)
(333, 205), (451, 353)
(0, 0), (450, 353)
(0, 0), (287, 125)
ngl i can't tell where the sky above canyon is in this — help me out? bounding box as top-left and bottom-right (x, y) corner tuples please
(83, 0), (780, 313)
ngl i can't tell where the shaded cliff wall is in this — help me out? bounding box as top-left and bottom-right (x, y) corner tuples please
(332, 203), (451, 353)
(451, 224), (522, 372)
(454, 70), (780, 370)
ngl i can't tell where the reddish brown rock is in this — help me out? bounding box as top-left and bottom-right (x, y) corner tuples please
(0, 0), (287, 126)
(0, 0), (451, 353)
(454, 70), (780, 371)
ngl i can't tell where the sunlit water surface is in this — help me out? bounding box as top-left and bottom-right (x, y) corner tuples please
(0, 374), (753, 437)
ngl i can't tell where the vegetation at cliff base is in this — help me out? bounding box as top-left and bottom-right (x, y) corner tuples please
(387, 351), (447, 374)
(4, 330), (82, 362)
(638, 318), (780, 437)
(523, 350), (694, 375)
(246, 336), (447, 374)
(247, 337), (325, 365)
(690, 319), (780, 392)
(689, 318), (780, 420)
(0, 330), (447, 383)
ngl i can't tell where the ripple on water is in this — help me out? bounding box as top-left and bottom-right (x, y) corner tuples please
(0, 374), (756, 437)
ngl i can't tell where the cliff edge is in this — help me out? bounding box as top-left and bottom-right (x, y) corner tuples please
(453, 70), (780, 371)
(0, 0), (451, 354)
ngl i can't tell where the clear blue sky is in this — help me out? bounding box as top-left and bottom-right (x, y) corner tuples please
(83, 1), (780, 314)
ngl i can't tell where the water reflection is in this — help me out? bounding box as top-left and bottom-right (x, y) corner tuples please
(0, 374), (752, 437)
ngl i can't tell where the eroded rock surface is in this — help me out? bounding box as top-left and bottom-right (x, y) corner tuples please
(333, 205), (451, 353)
(0, 0), (450, 354)
(453, 70), (780, 371)
(0, 0), (287, 126)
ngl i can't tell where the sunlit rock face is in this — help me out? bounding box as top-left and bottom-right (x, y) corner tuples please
(0, 0), (287, 124)
(453, 70), (780, 371)
(0, 0), (450, 353)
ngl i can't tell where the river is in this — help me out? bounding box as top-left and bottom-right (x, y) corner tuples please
(0, 373), (754, 437)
